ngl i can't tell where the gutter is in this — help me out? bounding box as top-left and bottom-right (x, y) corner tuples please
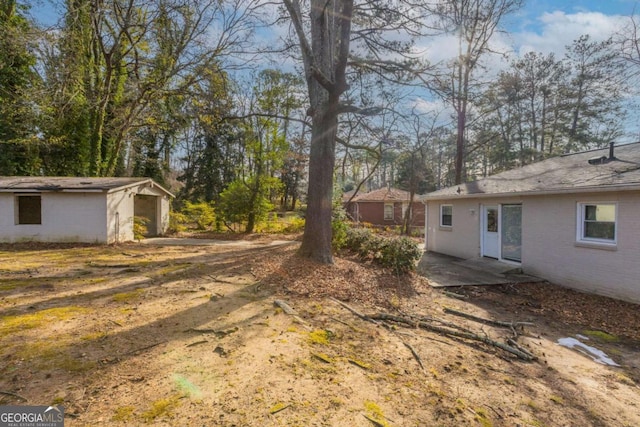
(421, 182), (640, 201)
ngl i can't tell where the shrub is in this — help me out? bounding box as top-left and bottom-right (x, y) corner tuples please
(342, 226), (421, 274)
(332, 219), (349, 250)
(133, 216), (149, 241)
(182, 201), (216, 230)
(331, 205), (350, 250)
(168, 211), (188, 233)
(218, 178), (276, 230)
(344, 227), (375, 256)
(283, 217), (305, 233)
(256, 213), (287, 233)
(377, 236), (423, 273)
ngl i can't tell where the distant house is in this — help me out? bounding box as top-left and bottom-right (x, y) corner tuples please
(0, 177), (173, 244)
(344, 187), (425, 229)
(422, 142), (640, 303)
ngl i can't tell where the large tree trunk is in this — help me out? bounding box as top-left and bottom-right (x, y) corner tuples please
(284, 0), (353, 264)
(298, 100), (338, 263)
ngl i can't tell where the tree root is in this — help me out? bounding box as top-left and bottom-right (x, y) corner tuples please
(370, 313), (536, 361)
(330, 298), (537, 362)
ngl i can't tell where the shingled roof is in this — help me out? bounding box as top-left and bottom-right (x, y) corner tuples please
(0, 177), (174, 197)
(424, 142), (640, 200)
(349, 187), (411, 202)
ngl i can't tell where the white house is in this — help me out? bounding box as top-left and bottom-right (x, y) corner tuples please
(423, 142), (640, 303)
(0, 177), (173, 243)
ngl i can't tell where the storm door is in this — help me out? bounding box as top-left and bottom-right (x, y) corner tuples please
(501, 204), (522, 262)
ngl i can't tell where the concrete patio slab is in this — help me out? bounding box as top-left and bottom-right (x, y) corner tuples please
(417, 251), (544, 288)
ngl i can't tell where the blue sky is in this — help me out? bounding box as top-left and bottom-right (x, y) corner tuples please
(508, 0), (640, 53)
(28, 1), (637, 27)
(522, 0), (636, 20)
(27, 0), (637, 50)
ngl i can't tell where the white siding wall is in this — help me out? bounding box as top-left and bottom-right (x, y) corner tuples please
(0, 192), (107, 243)
(524, 192), (640, 303)
(0, 183), (171, 244)
(426, 199), (480, 258)
(425, 197), (523, 259)
(160, 195), (170, 233)
(106, 190), (135, 243)
(106, 186), (171, 243)
(426, 191), (640, 303)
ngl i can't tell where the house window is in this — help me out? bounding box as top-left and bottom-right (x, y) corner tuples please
(384, 203), (394, 220)
(440, 204), (453, 227)
(577, 203), (616, 243)
(16, 195), (42, 225)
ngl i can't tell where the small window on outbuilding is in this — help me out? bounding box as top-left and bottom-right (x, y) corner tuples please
(440, 204), (453, 227)
(384, 203), (394, 220)
(16, 195), (42, 225)
(577, 202), (616, 244)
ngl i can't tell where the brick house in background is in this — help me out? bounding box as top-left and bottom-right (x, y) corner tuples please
(344, 187), (425, 230)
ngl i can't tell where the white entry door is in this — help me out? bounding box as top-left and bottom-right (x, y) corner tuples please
(482, 205), (499, 259)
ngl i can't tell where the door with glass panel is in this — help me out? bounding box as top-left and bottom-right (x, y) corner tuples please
(501, 204), (522, 262)
(482, 206), (499, 259)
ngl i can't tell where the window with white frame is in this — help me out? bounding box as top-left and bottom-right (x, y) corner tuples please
(440, 204), (453, 227)
(577, 202), (616, 243)
(384, 203), (394, 220)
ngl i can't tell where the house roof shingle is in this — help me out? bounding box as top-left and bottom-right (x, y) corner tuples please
(0, 177), (174, 197)
(424, 142), (640, 200)
(349, 187), (411, 202)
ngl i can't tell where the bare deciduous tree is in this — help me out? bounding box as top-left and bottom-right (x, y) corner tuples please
(429, 0), (523, 184)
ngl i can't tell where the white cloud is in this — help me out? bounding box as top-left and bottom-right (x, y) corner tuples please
(513, 11), (627, 56)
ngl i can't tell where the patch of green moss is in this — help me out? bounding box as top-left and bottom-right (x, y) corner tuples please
(615, 373), (636, 386)
(348, 358), (371, 370)
(474, 407), (492, 427)
(582, 330), (619, 342)
(112, 406), (136, 422)
(150, 263), (191, 277)
(112, 289), (144, 303)
(0, 307), (91, 338)
(364, 400), (389, 427)
(140, 396), (181, 422)
(16, 341), (95, 372)
(549, 395), (564, 405)
(80, 331), (107, 341)
(269, 402), (290, 414)
(308, 329), (330, 345)
(454, 398), (467, 414)
(312, 353), (334, 363)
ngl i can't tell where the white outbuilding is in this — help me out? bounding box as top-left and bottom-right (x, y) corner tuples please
(0, 177), (173, 243)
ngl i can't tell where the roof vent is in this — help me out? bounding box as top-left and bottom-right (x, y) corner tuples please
(608, 141), (616, 161)
(588, 156), (607, 165)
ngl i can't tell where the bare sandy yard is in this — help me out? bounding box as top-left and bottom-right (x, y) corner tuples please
(0, 238), (639, 426)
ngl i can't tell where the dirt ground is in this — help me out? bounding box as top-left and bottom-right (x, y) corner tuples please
(1, 237), (639, 426)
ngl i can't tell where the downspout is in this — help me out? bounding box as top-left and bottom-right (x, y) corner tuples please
(423, 201), (428, 251)
(115, 212), (119, 244)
